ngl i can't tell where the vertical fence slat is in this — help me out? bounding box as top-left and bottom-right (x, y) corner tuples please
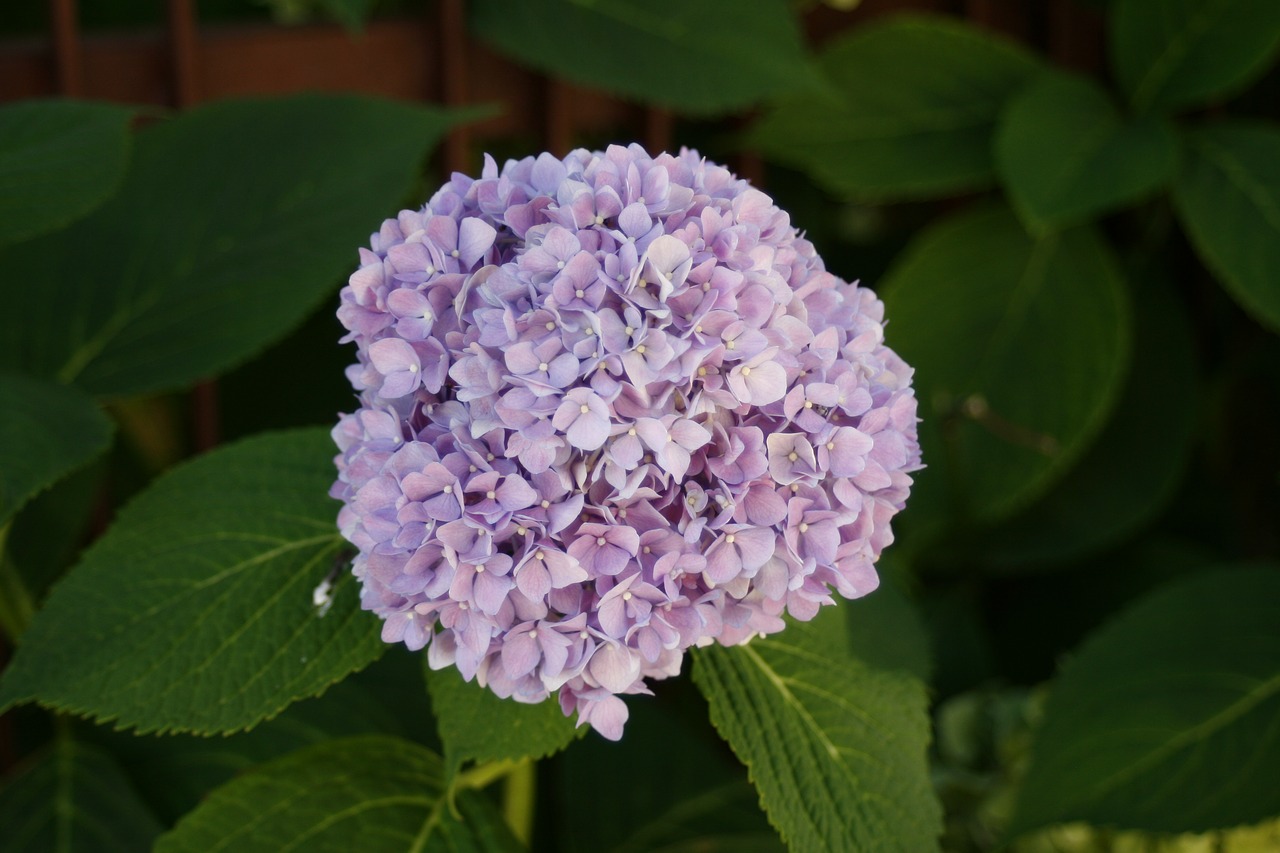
(49, 0), (83, 96)
(545, 79), (573, 157)
(167, 0), (201, 107)
(438, 0), (471, 176)
(643, 107), (672, 156)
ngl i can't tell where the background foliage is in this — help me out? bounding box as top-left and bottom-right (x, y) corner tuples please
(1, 1), (1278, 851)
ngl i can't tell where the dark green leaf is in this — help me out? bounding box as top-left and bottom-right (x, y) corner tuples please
(974, 273), (1198, 569)
(425, 663), (581, 780)
(693, 606), (942, 852)
(556, 694), (782, 853)
(1011, 565), (1280, 834)
(469, 0), (821, 114)
(845, 567), (932, 682)
(1111, 0), (1280, 112)
(0, 373), (112, 526)
(0, 100), (133, 248)
(995, 72), (1177, 231)
(319, 0), (375, 31)
(0, 428), (384, 734)
(94, 650), (430, 825)
(0, 94), (468, 397)
(880, 203), (1131, 523)
(1173, 121), (1280, 333)
(154, 735), (521, 852)
(750, 14), (1041, 200)
(0, 736), (162, 852)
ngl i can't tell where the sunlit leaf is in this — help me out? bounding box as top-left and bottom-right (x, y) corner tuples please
(693, 607), (941, 852)
(0, 428), (382, 734)
(0, 94), (469, 397)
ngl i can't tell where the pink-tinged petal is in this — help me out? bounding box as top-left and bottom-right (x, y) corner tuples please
(496, 476), (538, 511)
(504, 341), (542, 374)
(669, 418), (711, 451)
(610, 432), (644, 468)
(538, 630), (571, 679)
(804, 522), (840, 566)
(545, 548), (588, 587)
(501, 631), (540, 679)
(423, 492), (463, 522)
(547, 353), (579, 387)
(742, 360), (787, 405)
(735, 527), (777, 572)
(458, 217), (497, 268)
(633, 418), (669, 454)
(546, 494), (584, 534)
(661, 443), (692, 481)
(567, 412), (610, 451)
(474, 570), (514, 615)
(594, 544), (631, 576)
(704, 538), (742, 584)
(581, 694), (628, 742)
(743, 485), (787, 526)
(589, 644), (639, 693)
(598, 597), (627, 638)
(516, 559), (551, 600)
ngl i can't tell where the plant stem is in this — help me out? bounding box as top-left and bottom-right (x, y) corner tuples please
(502, 758), (536, 845)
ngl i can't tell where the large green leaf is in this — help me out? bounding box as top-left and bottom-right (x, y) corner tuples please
(1111, 0), (1280, 112)
(1010, 565), (1280, 835)
(154, 736), (521, 852)
(693, 606), (941, 852)
(0, 373), (112, 526)
(1173, 121), (1280, 333)
(0, 736), (161, 852)
(880, 203), (1130, 524)
(425, 664), (581, 780)
(0, 100), (133, 248)
(469, 0), (820, 114)
(0, 94), (466, 398)
(0, 427), (383, 734)
(995, 72), (1177, 232)
(750, 14), (1041, 201)
(972, 273), (1198, 569)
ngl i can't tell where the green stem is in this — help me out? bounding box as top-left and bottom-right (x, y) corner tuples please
(501, 759), (536, 845)
(0, 521), (35, 643)
(453, 757), (536, 842)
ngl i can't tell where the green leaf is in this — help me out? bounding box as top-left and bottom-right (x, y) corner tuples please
(1010, 565), (1280, 835)
(995, 72), (1178, 231)
(0, 100), (133, 248)
(1173, 121), (1280, 333)
(0, 94), (467, 398)
(845, 568), (932, 682)
(425, 663), (581, 780)
(555, 695), (782, 853)
(693, 606), (942, 852)
(1111, 0), (1280, 112)
(750, 14), (1042, 201)
(0, 736), (162, 852)
(154, 735), (521, 853)
(469, 0), (821, 114)
(880, 203), (1131, 523)
(0, 427), (384, 734)
(973, 272), (1199, 569)
(0, 373), (112, 526)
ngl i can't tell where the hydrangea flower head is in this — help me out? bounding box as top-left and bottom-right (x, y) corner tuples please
(332, 145), (920, 740)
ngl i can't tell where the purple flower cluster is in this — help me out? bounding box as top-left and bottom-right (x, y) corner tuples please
(331, 145), (920, 740)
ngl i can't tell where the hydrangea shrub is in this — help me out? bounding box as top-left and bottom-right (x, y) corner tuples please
(331, 144), (921, 739)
